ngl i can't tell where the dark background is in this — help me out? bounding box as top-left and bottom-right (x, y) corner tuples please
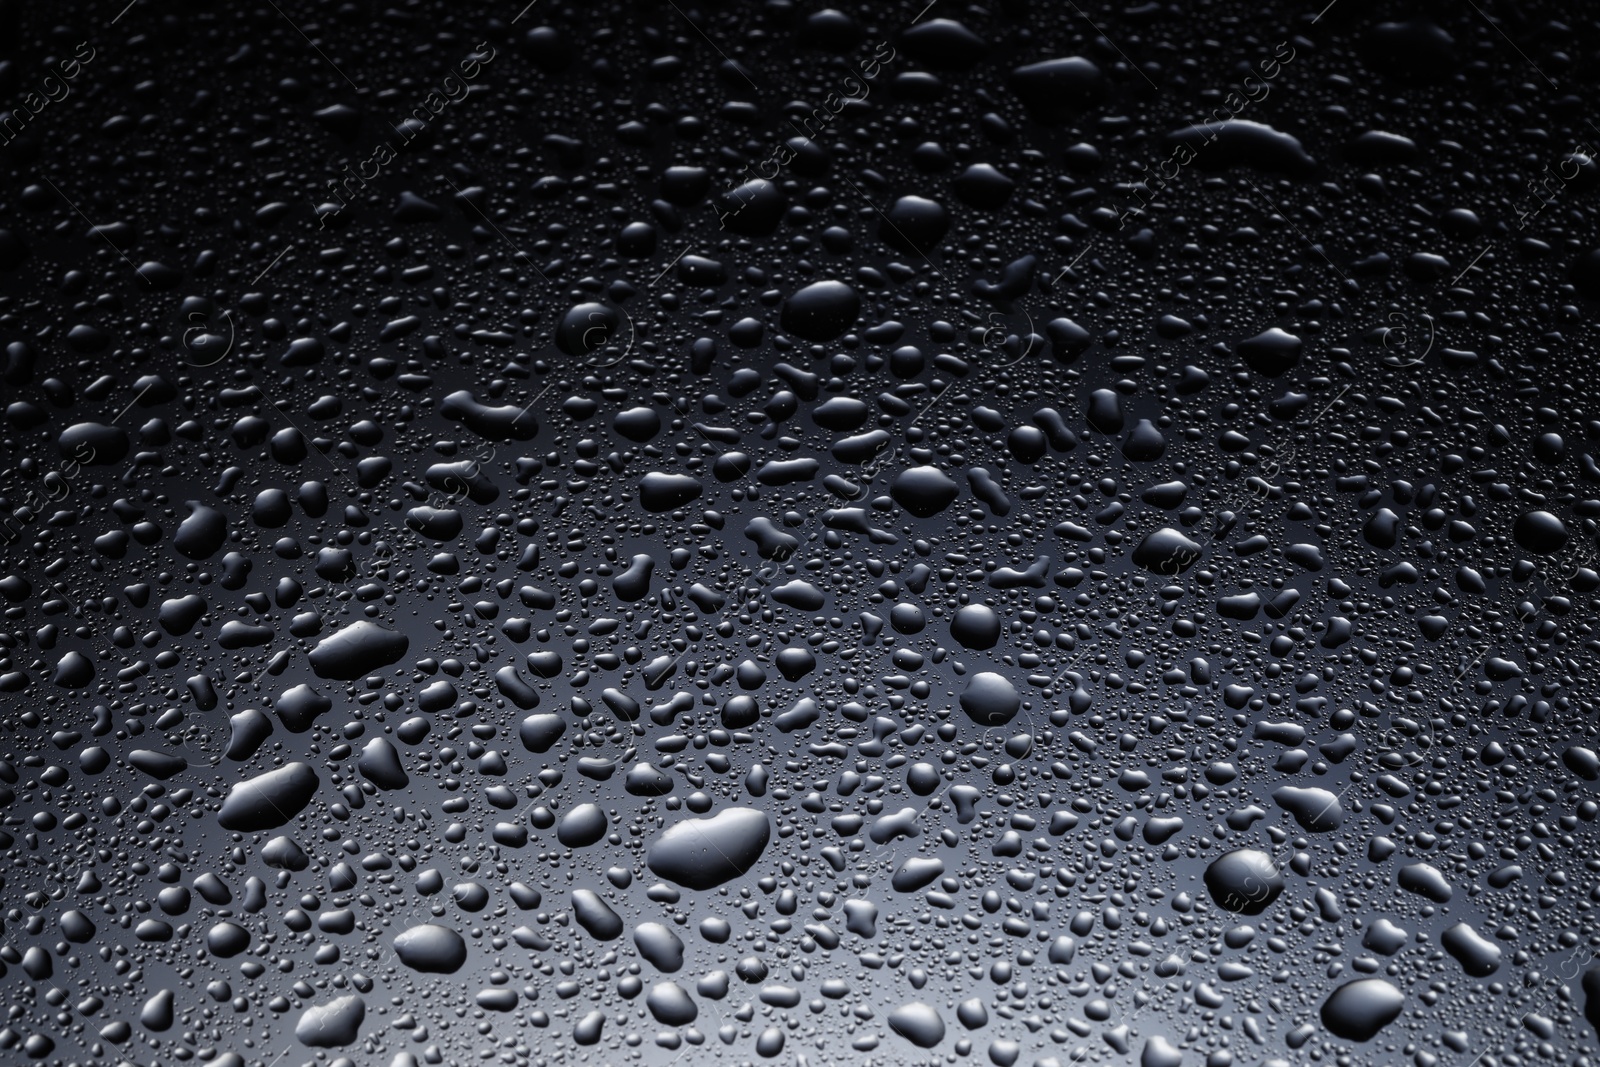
(1, 1), (1598, 1064)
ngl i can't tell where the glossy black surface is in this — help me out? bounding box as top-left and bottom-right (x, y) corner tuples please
(2, 2), (1599, 1065)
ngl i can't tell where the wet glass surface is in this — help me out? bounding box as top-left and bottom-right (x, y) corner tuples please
(1, 2), (1599, 1064)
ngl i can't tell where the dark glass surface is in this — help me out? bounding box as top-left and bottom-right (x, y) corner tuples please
(1, 2), (1597, 1064)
